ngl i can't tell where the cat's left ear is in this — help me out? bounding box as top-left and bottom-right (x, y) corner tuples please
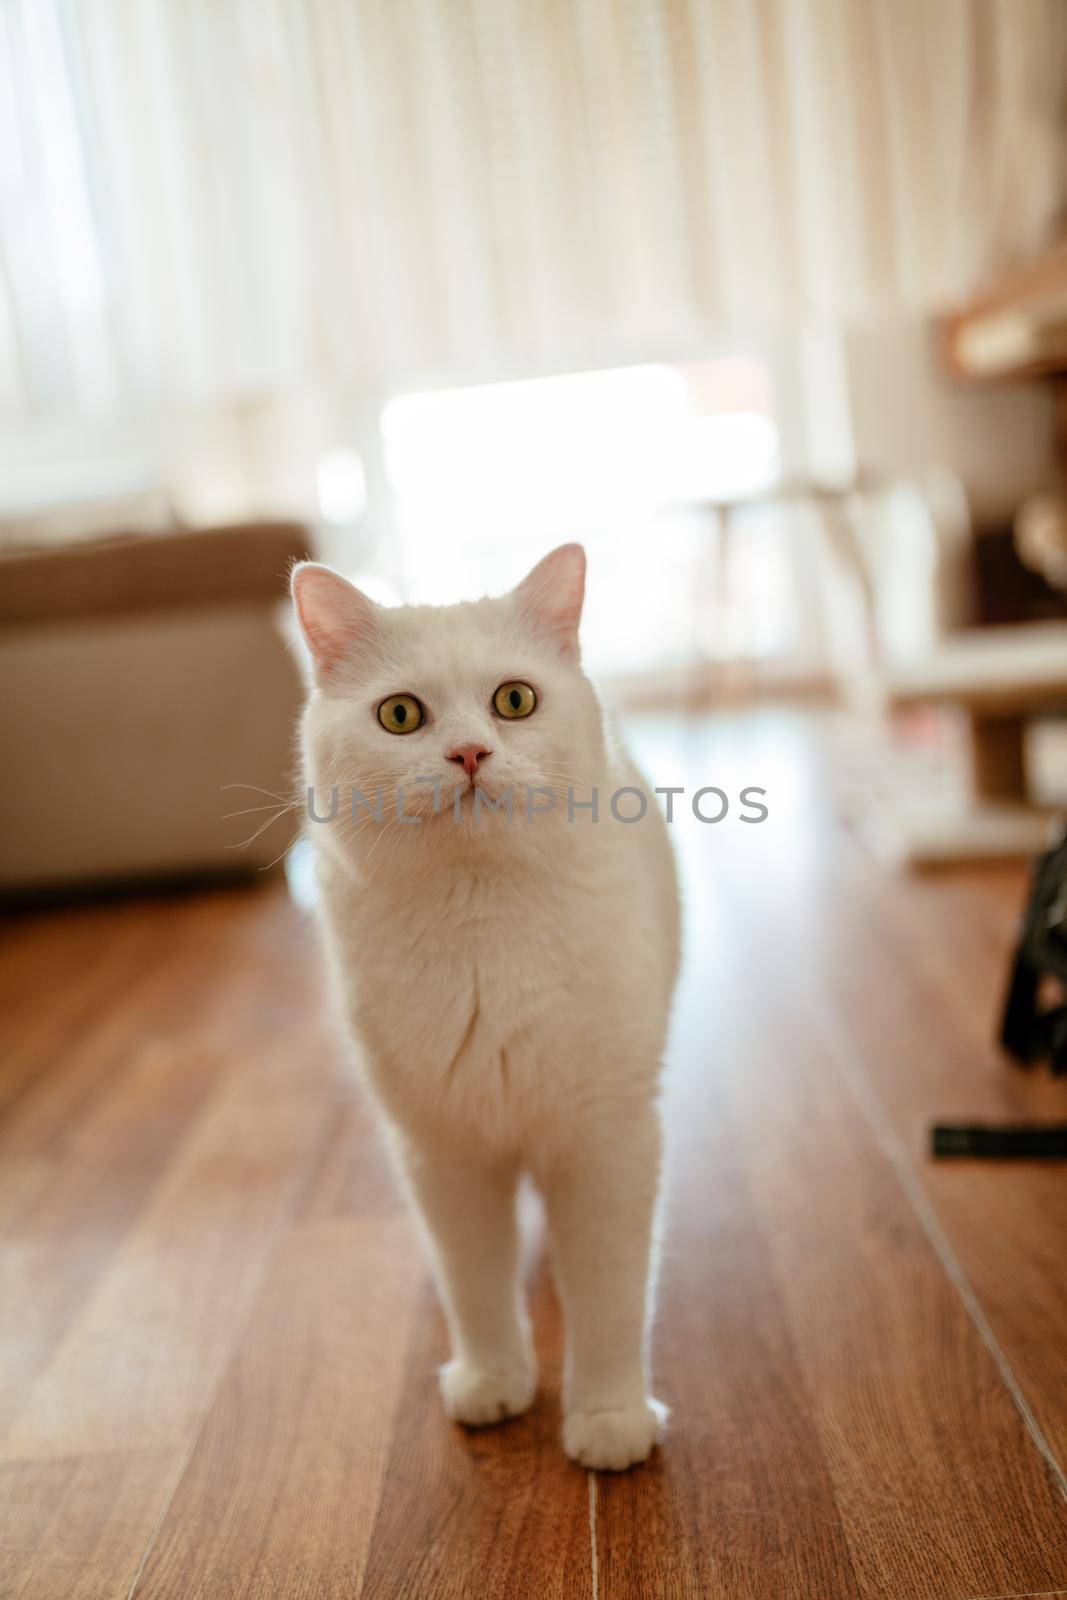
(514, 543), (586, 662)
(291, 561), (379, 686)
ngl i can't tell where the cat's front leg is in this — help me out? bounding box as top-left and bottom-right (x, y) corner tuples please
(543, 1105), (664, 1470)
(397, 1139), (536, 1426)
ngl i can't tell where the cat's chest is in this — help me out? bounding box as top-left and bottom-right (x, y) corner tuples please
(338, 869), (579, 1041)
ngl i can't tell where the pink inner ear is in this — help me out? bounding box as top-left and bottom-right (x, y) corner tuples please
(292, 563), (378, 680)
(515, 543), (586, 659)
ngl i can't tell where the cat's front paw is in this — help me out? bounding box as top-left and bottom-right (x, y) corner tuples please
(562, 1399), (665, 1470)
(440, 1360), (537, 1427)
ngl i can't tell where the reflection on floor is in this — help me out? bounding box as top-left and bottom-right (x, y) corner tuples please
(1, 710), (1065, 1599)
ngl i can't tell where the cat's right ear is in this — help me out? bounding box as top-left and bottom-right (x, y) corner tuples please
(514, 543), (586, 661)
(291, 562), (379, 685)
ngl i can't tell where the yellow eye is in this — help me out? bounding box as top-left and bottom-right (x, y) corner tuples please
(377, 694), (424, 734)
(493, 681), (537, 719)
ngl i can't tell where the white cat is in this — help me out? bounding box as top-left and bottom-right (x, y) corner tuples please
(291, 543), (680, 1470)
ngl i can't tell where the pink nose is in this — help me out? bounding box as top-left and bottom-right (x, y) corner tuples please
(446, 743), (492, 778)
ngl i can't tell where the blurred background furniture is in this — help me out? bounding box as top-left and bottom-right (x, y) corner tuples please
(874, 621), (1067, 862)
(0, 521), (310, 895)
(945, 240), (1067, 382)
(3, 4), (1067, 884)
(824, 466), (1067, 864)
(835, 242), (1067, 865)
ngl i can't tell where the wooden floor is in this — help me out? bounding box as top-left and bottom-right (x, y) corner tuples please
(2, 710), (1065, 1599)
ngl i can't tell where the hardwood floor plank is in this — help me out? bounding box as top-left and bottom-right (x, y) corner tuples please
(0, 903), (173, 1130)
(292, 1098), (404, 1224)
(0, 1039), (249, 1435)
(0, 888), (346, 1598)
(2, 713), (1064, 1599)
(610, 711), (1067, 1598)
(809, 840), (1056, 1140)
(130, 1216), (422, 1600)
(596, 1072), (860, 1598)
(726, 1009), (1066, 1597)
(0, 1450), (173, 1600)
(358, 1256), (593, 1600)
(599, 949), (1065, 1595)
(799, 825), (1067, 1484)
(0, 891), (275, 1163)
(923, 1161), (1067, 1472)
(1, 1028), (332, 1459)
(0, 889), (330, 1440)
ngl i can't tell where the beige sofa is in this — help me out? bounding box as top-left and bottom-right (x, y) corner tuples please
(0, 521), (311, 895)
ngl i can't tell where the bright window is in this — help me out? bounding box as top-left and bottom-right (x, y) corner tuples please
(382, 360), (784, 676)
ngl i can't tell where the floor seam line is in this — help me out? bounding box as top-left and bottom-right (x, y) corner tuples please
(965, 1589), (1067, 1600)
(588, 1472), (599, 1599)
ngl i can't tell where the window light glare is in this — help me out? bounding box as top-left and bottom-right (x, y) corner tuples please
(349, 572), (400, 607)
(317, 448), (367, 525)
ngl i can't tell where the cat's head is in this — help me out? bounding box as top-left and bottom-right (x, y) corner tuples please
(292, 544), (603, 865)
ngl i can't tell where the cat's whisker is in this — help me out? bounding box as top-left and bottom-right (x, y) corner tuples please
(226, 807), (293, 851)
(359, 815), (399, 875)
(362, 817), (412, 890)
(258, 829), (302, 873)
(222, 801), (299, 820)
(220, 782), (293, 804)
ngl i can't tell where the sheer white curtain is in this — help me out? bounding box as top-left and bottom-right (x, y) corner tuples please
(2, 0), (1066, 420)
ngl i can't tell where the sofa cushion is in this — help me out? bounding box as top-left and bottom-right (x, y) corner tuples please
(0, 521), (312, 626)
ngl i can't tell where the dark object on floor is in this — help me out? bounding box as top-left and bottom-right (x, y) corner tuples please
(931, 828), (1067, 1160)
(931, 1122), (1067, 1159)
(1000, 827), (1067, 1074)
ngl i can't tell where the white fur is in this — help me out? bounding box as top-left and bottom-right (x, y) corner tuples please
(292, 545), (680, 1470)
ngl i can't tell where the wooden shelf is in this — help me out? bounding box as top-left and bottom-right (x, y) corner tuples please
(944, 239), (1067, 382)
